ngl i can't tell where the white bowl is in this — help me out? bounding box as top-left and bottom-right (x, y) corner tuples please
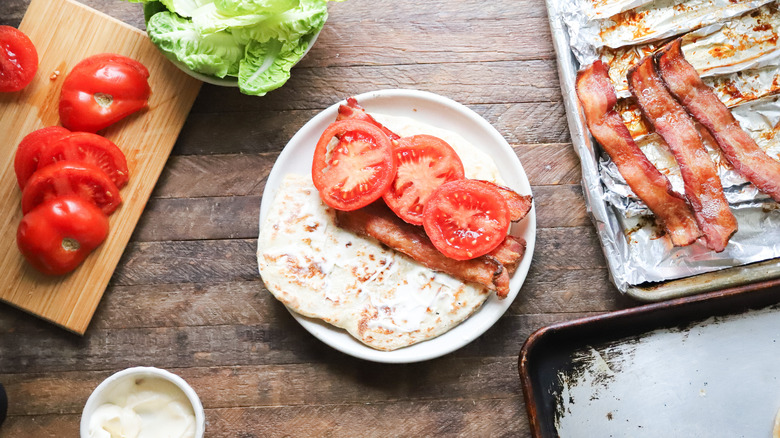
(80, 367), (205, 438)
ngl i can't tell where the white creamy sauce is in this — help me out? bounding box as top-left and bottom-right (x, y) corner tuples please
(367, 266), (457, 333)
(88, 376), (196, 438)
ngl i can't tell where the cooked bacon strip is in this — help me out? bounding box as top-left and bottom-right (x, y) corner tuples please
(656, 39), (780, 203)
(336, 97), (402, 141)
(477, 180), (533, 222)
(488, 235), (526, 275)
(335, 202), (523, 298)
(628, 55), (737, 252)
(576, 61), (701, 247)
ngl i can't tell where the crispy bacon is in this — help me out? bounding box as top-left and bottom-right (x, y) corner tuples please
(336, 97), (402, 141)
(656, 39), (780, 203)
(576, 61), (701, 247)
(335, 201), (524, 298)
(628, 55), (737, 252)
(477, 180), (533, 222)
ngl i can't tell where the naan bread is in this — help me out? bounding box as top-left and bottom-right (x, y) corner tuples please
(257, 174), (490, 351)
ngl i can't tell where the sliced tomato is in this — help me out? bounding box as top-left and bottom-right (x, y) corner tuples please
(14, 126), (71, 189)
(59, 53), (151, 132)
(423, 179), (510, 260)
(38, 132), (130, 188)
(0, 26), (38, 92)
(382, 135), (465, 225)
(312, 119), (396, 211)
(22, 161), (122, 215)
(17, 196), (109, 276)
(336, 97), (401, 140)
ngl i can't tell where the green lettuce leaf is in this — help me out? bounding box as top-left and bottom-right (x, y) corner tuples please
(147, 11), (244, 78)
(191, 2), (272, 35)
(237, 34), (313, 96)
(131, 0), (341, 95)
(231, 0), (328, 45)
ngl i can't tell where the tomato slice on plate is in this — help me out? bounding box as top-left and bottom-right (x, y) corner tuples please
(59, 53), (151, 132)
(423, 179), (510, 260)
(312, 119), (396, 211)
(14, 126), (72, 189)
(22, 161), (122, 215)
(0, 25), (38, 93)
(383, 134), (465, 225)
(39, 132), (130, 188)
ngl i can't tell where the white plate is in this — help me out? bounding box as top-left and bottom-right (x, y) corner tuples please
(258, 89), (536, 363)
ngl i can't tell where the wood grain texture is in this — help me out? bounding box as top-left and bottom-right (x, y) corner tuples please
(0, 0), (636, 437)
(0, 0), (201, 334)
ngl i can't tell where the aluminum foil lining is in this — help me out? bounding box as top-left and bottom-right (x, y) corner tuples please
(563, 0), (775, 65)
(550, 0), (780, 291)
(599, 3), (780, 98)
(585, 0), (654, 19)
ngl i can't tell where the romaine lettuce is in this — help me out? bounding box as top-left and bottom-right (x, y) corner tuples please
(147, 11), (244, 78)
(132, 0), (340, 96)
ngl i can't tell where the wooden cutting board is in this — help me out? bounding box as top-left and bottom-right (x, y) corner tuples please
(0, 0), (202, 334)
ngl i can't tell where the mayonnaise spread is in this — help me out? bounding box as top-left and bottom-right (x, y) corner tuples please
(88, 376), (196, 438)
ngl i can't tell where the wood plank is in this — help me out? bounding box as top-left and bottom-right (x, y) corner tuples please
(0, 313), (591, 373)
(2, 356), (525, 415)
(0, 398), (531, 438)
(0, 0), (201, 334)
(0, 269), (622, 336)
(134, 182), (588, 242)
(112, 226), (603, 286)
(176, 102), (571, 156)
(189, 59), (563, 114)
(155, 144), (581, 197)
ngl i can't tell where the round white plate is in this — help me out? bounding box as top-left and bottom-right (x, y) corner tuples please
(258, 89), (536, 363)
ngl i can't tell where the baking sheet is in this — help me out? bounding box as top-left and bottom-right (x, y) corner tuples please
(545, 0), (780, 300)
(519, 278), (780, 437)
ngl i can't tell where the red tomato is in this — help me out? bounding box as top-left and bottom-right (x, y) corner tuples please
(38, 132), (130, 188)
(59, 53), (151, 132)
(423, 179), (510, 260)
(312, 120), (396, 211)
(382, 135), (465, 225)
(17, 196), (109, 276)
(0, 26), (38, 92)
(14, 126), (71, 189)
(22, 161), (122, 215)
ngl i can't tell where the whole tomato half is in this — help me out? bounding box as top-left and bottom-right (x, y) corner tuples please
(17, 196), (109, 276)
(59, 53), (151, 132)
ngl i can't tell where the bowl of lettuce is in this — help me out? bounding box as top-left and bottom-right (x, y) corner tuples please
(133, 0), (337, 96)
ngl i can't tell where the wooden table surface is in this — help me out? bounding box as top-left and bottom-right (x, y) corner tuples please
(0, 0), (636, 436)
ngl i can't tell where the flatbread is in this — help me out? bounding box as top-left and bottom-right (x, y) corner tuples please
(257, 174), (490, 351)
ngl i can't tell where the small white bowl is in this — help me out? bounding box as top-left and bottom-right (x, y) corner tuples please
(80, 367), (205, 438)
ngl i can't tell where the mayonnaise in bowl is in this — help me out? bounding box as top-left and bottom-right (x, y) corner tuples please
(81, 367), (205, 438)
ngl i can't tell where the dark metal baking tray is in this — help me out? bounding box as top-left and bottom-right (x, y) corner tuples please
(519, 278), (780, 437)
